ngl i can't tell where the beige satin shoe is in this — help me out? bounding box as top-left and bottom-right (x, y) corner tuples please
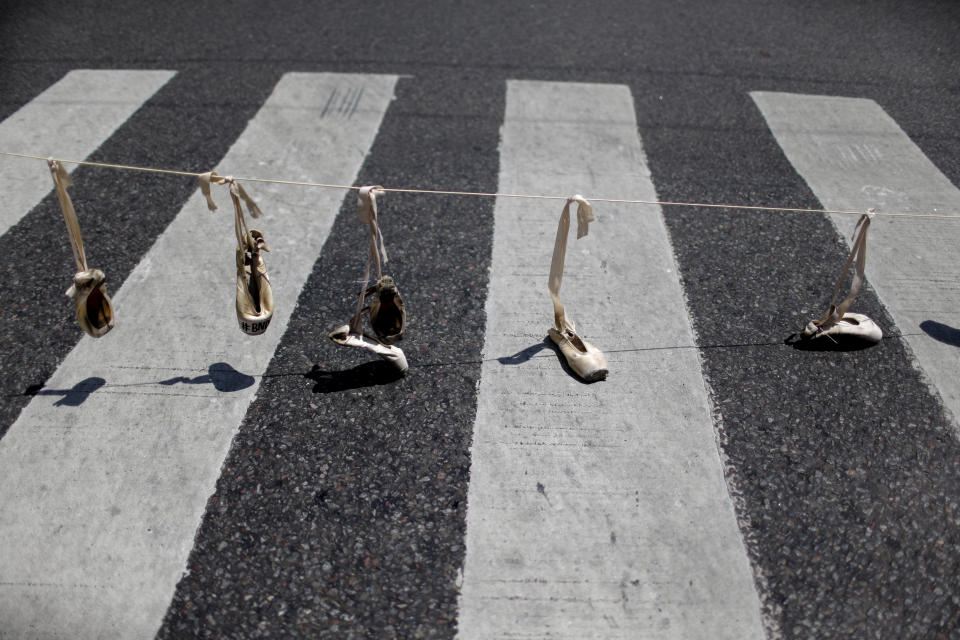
(366, 275), (405, 345)
(792, 211), (880, 349)
(799, 312), (882, 345)
(67, 268), (114, 338)
(48, 159), (115, 338)
(547, 196), (608, 381)
(328, 187), (408, 374)
(548, 326), (608, 382)
(328, 324), (408, 373)
(236, 229), (273, 335)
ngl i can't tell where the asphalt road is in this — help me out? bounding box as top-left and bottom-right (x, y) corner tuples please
(1, 1), (959, 638)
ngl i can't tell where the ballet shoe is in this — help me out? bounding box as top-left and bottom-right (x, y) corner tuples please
(236, 229), (273, 335)
(67, 269), (114, 338)
(548, 326), (608, 382)
(329, 324), (408, 373)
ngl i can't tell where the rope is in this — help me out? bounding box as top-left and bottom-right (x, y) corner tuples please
(2, 150), (957, 220)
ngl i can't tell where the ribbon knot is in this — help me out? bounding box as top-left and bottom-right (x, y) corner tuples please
(198, 171), (263, 219)
(48, 159), (88, 275)
(358, 185), (388, 272)
(351, 186), (390, 334)
(571, 194), (595, 239)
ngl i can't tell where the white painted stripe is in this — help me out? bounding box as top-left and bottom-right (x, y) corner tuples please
(0, 69), (176, 238)
(752, 92), (960, 430)
(457, 81), (765, 639)
(0, 73), (397, 639)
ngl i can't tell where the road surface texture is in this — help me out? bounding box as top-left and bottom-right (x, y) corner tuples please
(1, 2), (958, 638)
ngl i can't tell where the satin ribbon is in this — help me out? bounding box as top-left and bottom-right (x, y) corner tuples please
(549, 194), (595, 332)
(813, 210), (875, 331)
(48, 159), (91, 297)
(198, 171), (263, 219)
(197, 170), (266, 260)
(351, 186), (388, 334)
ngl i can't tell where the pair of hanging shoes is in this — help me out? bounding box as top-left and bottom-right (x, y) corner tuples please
(236, 229), (274, 335)
(790, 211), (882, 350)
(199, 172), (274, 337)
(328, 274), (408, 373)
(329, 187), (408, 374)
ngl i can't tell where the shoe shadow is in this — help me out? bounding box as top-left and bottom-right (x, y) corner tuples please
(497, 340), (551, 365)
(920, 320), (960, 348)
(24, 376), (106, 407)
(158, 362), (255, 392)
(785, 333), (878, 352)
(542, 336), (605, 384)
(305, 361), (405, 394)
(498, 338), (605, 383)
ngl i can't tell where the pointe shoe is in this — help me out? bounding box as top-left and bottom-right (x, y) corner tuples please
(367, 275), (406, 345)
(548, 326), (608, 382)
(792, 212), (879, 349)
(67, 269), (114, 338)
(328, 324), (409, 373)
(236, 229), (274, 335)
(798, 312), (882, 345)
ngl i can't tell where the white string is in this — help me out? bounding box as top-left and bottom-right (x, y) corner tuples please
(2, 150), (957, 220)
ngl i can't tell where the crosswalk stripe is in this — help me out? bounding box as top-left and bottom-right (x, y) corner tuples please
(456, 80), (765, 639)
(0, 72), (398, 639)
(0, 69), (176, 239)
(752, 92), (960, 432)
